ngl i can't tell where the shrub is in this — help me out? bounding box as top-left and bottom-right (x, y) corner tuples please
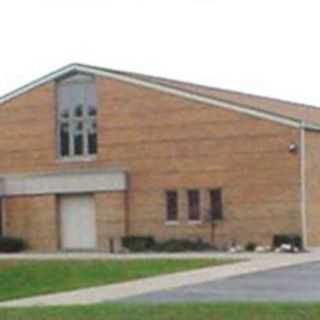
(152, 239), (210, 252)
(0, 236), (27, 253)
(245, 242), (257, 252)
(122, 236), (155, 252)
(272, 234), (303, 250)
(122, 236), (211, 252)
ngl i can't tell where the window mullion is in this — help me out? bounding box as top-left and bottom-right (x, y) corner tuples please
(69, 119), (74, 156)
(82, 104), (88, 156)
(83, 117), (89, 156)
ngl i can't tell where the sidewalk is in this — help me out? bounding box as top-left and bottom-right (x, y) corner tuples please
(0, 249), (320, 307)
(0, 251), (262, 261)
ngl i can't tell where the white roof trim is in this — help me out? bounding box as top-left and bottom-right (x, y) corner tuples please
(0, 64), (76, 104)
(0, 63), (319, 130)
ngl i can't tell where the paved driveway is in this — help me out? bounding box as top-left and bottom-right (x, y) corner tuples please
(126, 261), (320, 302)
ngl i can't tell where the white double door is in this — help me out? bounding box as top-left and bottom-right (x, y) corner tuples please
(60, 194), (97, 250)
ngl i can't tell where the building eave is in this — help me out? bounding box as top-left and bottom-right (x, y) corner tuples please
(0, 63), (317, 129)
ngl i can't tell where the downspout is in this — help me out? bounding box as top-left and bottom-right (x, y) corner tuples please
(300, 123), (308, 248)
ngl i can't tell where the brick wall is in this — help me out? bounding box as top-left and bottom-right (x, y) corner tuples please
(5, 195), (58, 250)
(0, 76), (304, 249)
(95, 192), (126, 251)
(305, 130), (320, 246)
(97, 78), (302, 248)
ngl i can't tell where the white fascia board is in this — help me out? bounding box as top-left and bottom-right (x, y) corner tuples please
(0, 65), (76, 105)
(0, 63), (306, 129)
(0, 170), (127, 196)
(76, 65), (301, 128)
(303, 123), (320, 131)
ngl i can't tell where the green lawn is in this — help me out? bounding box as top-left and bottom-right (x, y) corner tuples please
(0, 259), (227, 302)
(1, 303), (319, 320)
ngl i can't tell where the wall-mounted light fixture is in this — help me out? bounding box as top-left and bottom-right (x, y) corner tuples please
(289, 143), (298, 153)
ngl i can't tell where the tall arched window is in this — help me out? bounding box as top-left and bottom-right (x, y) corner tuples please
(56, 74), (97, 158)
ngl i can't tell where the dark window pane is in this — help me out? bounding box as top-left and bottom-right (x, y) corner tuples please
(60, 110), (69, 119)
(60, 123), (69, 156)
(166, 191), (178, 221)
(88, 105), (96, 116)
(188, 190), (200, 221)
(210, 189), (223, 220)
(88, 132), (97, 155)
(74, 133), (83, 155)
(74, 104), (83, 117)
(75, 121), (83, 131)
(91, 121), (97, 131)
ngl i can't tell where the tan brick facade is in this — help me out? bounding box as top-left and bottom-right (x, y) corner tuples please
(95, 192), (127, 251)
(5, 195), (58, 251)
(304, 130), (320, 246)
(0, 72), (315, 250)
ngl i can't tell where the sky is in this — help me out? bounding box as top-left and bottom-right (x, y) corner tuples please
(1, 0), (320, 106)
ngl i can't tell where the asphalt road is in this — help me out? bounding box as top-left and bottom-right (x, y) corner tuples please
(125, 261), (320, 302)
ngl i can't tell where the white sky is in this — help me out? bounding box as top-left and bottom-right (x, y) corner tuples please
(1, 0), (320, 106)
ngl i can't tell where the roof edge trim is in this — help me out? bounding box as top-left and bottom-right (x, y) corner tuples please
(1, 63), (319, 130)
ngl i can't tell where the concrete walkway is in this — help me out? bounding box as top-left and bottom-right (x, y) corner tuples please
(0, 251), (267, 261)
(1, 249), (320, 307)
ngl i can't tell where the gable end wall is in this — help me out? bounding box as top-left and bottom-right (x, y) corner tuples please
(0, 76), (304, 249)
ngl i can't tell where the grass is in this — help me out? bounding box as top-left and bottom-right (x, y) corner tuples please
(0, 259), (228, 302)
(1, 303), (320, 320)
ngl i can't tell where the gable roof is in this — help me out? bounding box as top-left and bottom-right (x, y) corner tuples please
(126, 72), (320, 126)
(1, 63), (320, 131)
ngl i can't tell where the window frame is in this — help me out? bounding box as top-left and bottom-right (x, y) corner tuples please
(187, 189), (201, 222)
(209, 189), (223, 221)
(56, 75), (98, 160)
(165, 190), (178, 224)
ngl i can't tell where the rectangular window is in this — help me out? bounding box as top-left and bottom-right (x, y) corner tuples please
(210, 189), (223, 220)
(56, 74), (97, 159)
(166, 191), (178, 222)
(188, 190), (200, 221)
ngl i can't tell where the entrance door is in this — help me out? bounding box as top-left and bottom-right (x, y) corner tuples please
(60, 195), (96, 250)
